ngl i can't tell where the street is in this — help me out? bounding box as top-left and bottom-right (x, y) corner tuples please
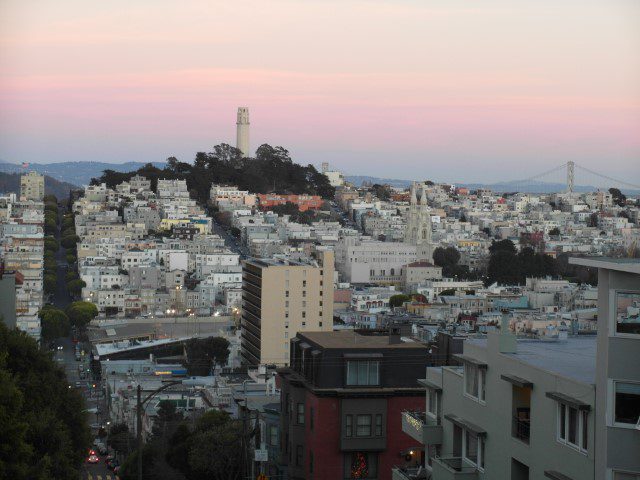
(210, 215), (250, 258)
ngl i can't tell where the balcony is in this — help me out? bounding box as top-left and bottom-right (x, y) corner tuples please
(401, 411), (443, 445)
(392, 465), (429, 480)
(431, 457), (478, 480)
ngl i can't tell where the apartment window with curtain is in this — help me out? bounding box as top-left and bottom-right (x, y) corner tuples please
(297, 403), (305, 425)
(346, 360), (380, 386)
(356, 415), (372, 437)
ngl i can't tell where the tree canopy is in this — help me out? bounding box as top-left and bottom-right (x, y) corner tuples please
(39, 307), (71, 342)
(0, 323), (90, 479)
(91, 143), (335, 205)
(65, 301), (98, 329)
(185, 337), (230, 376)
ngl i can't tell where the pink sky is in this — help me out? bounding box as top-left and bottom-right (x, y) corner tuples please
(0, 0), (638, 183)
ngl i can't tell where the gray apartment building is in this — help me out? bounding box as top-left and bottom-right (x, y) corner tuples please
(394, 258), (639, 480)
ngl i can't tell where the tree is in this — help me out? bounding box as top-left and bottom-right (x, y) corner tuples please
(0, 323), (91, 479)
(152, 400), (183, 438)
(389, 294), (411, 308)
(44, 274), (57, 295)
(66, 279), (86, 298)
(166, 410), (243, 480)
(185, 337), (230, 376)
(39, 307), (70, 342)
(609, 187), (626, 207)
(489, 239), (517, 254)
(66, 253), (77, 265)
(548, 227), (561, 237)
(61, 234), (80, 249)
(65, 301), (98, 329)
(588, 213), (599, 228)
(44, 237), (59, 252)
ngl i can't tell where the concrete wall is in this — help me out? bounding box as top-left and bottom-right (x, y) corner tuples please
(595, 268), (640, 479)
(438, 336), (595, 480)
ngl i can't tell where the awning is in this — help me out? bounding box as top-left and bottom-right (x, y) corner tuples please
(545, 392), (591, 411)
(454, 354), (487, 368)
(444, 414), (486, 436)
(544, 471), (574, 480)
(418, 378), (442, 391)
(501, 374), (533, 389)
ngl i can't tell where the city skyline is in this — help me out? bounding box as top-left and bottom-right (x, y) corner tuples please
(1, 0), (639, 183)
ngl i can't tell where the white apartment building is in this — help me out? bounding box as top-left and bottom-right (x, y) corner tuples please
(336, 236), (417, 284)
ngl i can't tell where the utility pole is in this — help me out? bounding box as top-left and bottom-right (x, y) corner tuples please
(137, 385), (143, 480)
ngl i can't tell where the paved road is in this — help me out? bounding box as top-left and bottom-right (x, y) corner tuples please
(53, 202), (71, 308)
(210, 216), (249, 258)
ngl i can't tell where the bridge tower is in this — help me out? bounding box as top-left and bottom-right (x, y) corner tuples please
(567, 161), (575, 193)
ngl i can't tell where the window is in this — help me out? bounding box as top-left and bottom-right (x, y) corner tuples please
(464, 363), (485, 402)
(303, 291), (306, 297)
(375, 414), (383, 436)
(303, 280), (307, 287)
(614, 382), (640, 425)
(297, 403), (305, 425)
(356, 415), (372, 437)
(427, 389), (438, 417)
(302, 301), (306, 308)
(614, 291), (640, 336)
(345, 415), (353, 437)
(346, 360), (380, 386)
(319, 321), (323, 327)
(286, 301), (289, 307)
(296, 445), (303, 466)
(462, 429), (484, 470)
(269, 425), (278, 446)
(613, 471), (640, 480)
(286, 290), (289, 297)
(309, 451), (314, 474)
(557, 403), (588, 452)
(310, 407), (314, 431)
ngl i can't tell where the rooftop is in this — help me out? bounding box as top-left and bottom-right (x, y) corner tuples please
(466, 335), (597, 384)
(570, 257), (640, 274)
(299, 330), (426, 349)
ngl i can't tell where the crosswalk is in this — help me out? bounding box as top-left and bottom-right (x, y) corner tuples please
(86, 475), (114, 480)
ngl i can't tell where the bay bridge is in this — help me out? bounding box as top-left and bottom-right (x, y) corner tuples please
(493, 161), (640, 195)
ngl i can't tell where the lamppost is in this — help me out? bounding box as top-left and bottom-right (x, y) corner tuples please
(136, 380), (183, 480)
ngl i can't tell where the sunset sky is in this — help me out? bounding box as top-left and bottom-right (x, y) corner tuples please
(0, 0), (638, 183)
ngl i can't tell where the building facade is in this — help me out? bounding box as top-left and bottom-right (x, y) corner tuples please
(279, 330), (429, 480)
(20, 171), (45, 201)
(241, 251), (334, 366)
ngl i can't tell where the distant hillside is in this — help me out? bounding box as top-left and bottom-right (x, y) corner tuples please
(0, 161), (166, 186)
(345, 175), (640, 195)
(0, 172), (79, 200)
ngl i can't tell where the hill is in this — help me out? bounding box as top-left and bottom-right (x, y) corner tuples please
(0, 172), (79, 199)
(0, 160), (166, 186)
(91, 143), (334, 204)
(345, 175), (640, 195)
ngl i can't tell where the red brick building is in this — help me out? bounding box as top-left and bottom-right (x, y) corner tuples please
(278, 330), (428, 480)
(257, 194), (323, 212)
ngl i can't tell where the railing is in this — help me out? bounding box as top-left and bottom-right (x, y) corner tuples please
(512, 416), (530, 443)
(432, 456), (478, 478)
(392, 465), (430, 480)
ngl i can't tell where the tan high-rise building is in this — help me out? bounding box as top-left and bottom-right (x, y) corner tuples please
(241, 250), (334, 366)
(20, 171), (45, 201)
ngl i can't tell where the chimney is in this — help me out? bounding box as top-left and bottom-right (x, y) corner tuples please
(388, 325), (402, 345)
(498, 309), (517, 353)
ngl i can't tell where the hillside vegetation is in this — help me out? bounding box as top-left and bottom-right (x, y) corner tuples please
(91, 143), (335, 204)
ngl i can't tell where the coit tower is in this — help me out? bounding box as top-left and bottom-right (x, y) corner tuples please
(236, 107), (250, 157)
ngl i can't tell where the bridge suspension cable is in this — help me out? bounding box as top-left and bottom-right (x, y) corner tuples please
(574, 164), (640, 190)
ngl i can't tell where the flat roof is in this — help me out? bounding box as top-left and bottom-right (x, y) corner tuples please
(299, 330), (427, 349)
(466, 335), (597, 384)
(569, 257), (640, 274)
